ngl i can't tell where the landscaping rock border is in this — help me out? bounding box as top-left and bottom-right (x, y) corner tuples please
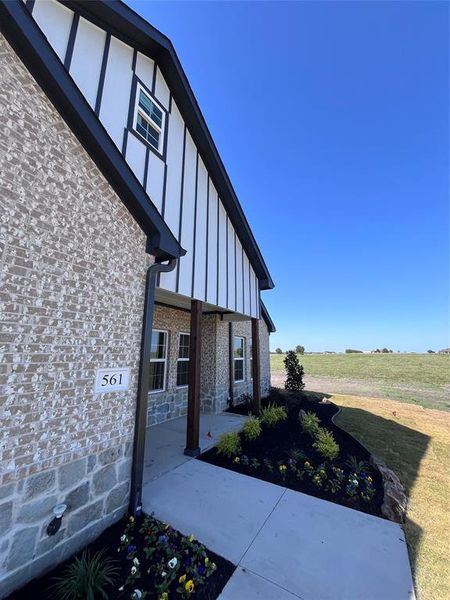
(329, 400), (408, 524)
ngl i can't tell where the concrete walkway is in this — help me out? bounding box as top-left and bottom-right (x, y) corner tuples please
(142, 460), (415, 600)
(143, 413), (247, 483)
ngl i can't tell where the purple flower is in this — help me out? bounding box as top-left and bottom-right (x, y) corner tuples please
(127, 545), (137, 554)
(197, 565), (206, 575)
(183, 557), (192, 567)
(158, 535), (168, 544)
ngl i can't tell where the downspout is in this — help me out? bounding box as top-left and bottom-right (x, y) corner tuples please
(228, 321), (234, 408)
(129, 257), (177, 516)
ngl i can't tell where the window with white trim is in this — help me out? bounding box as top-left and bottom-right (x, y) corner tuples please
(233, 336), (245, 382)
(134, 85), (165, 153)
(149, 330), (167, 392)
(177, 333), (190, 387)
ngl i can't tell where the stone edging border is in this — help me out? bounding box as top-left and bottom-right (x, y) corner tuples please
(329, 401), (408, 523)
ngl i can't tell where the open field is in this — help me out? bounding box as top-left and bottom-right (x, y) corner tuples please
(333, 394), (450, 600)
(271, 353), (450, 411)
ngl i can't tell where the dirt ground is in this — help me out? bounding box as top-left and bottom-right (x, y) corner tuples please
(271, 371), (450, 410)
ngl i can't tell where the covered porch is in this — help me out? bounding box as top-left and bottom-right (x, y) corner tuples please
(142, 412), (248, 483)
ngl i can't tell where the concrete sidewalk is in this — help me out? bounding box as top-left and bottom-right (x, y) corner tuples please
(142, 460), (415, 600)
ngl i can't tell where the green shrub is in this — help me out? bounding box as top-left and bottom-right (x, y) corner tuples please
(261, 403), (287, 427)
(300, 411), (320, 437)
(242, 417), (262, 440)
(313, 428), (340, 461)
(217, 431), (241, 458)
(51, 549), (118, 600)
(284, 350), (305, 391)
(345, 455), (369, 475)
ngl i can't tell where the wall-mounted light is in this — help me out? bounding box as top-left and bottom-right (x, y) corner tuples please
(46, 503), (67, 536)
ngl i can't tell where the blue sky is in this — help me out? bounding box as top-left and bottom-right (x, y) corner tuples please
(129, 0), (449, 352)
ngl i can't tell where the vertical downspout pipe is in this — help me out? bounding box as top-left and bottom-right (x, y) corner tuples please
(228, 321), (234, 408)
(129, 257), (177, 516)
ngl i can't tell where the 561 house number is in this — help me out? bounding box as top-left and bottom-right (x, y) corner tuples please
(94, 368), (130, 393)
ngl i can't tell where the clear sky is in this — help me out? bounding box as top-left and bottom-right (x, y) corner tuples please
(128, 0), (449, 353)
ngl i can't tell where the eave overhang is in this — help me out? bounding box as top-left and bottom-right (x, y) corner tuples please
(0, 0), (185, 261)
(261, 301), (276, 333)
(61, 0), (274, 290)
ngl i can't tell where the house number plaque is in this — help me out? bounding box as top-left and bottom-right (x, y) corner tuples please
(94, 367), (131, 393)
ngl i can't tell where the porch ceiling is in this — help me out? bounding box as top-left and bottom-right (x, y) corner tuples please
(155, 288), (251, 321)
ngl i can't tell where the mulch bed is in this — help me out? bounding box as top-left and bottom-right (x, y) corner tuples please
(199, 389), (384, 517)
(7, 514), (234, 600)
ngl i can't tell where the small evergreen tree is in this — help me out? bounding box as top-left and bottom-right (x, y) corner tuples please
(295, 345), (305, 355)
(284, 350), (305, 392)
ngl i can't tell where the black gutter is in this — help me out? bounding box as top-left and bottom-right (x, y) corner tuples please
(129, 258), (177, 515)
(60, 0), (274, 290)
(228, 322), (234, 408)
(261, 300), (276, 333)
(0, 0), (184, 261)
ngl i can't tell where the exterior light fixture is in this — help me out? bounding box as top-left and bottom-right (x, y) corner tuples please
(46, 503), (67, 536)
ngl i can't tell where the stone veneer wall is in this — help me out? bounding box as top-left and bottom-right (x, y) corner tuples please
(147, 304), (191, 425)
(147, 309), (272, 420)
(0, 35), (150, 597)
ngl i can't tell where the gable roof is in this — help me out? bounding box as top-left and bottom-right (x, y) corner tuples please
(62, 0), (274, 291)
(261, 301), (276, 333)
(0, 0), (185, 261)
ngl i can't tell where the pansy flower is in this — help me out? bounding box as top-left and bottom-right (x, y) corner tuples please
(185, 580), (195, 593)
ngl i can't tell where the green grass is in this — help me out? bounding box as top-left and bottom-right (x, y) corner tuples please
(271, 352), (450, 386)
(334, 394), (450, 600)
(271, 353), (450, 410)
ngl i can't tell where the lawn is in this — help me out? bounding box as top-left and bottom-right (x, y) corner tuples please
(270, 353), (450, 410)
(334, 394), (450, 600)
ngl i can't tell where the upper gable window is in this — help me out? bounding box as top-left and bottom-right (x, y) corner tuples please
(134, 84), (165, 154)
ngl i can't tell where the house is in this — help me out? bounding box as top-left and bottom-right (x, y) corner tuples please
(0, 0), (275, 595)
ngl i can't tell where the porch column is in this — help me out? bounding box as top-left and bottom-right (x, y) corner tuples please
(252, 317), (261, 415)
(184, 299), (202, 456)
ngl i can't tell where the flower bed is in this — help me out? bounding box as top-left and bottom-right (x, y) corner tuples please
(7, 515), (234, 600)
(200, 390), (384, 516)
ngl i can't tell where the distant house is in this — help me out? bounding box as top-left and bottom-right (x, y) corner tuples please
(0, 0), (275, 595)
(438, 348), (450, 354)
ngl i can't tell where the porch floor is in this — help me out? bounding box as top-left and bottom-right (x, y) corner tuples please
(142, 458), (415, 599)
(143, 412), (247, 483)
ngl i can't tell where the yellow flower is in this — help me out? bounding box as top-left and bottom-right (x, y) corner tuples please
(233, 457), (240, 464)
(304, 461), (310, 467)
(188, 534), (195, 542)
(179, 574), (186, 584)
(129, 516), (135, 523)
(159, 594), (169, 600)
(185, 580), (195, 593)
(204, 557), (209, 565)
(367, 476), (373, 483)
(278, 464), (287, 472)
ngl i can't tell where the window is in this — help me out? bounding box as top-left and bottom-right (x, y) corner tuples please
(134, 85), (165, 153)
(177, 333), (190, 387)
(233, 336), (245, 382)
(149, 330), (167, 392)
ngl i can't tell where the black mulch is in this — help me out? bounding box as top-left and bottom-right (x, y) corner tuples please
(199, 389), (384, 517)
(7, 515), (234, 600)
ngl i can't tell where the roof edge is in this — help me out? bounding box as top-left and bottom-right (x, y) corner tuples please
(62, 0), (274, 289)
(261, 300), (276, 333)
(0, 0), (185, 261)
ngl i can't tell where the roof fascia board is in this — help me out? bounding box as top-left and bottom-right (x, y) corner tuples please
(261, 300), (276, 333)
(62, 0), (274, 289)
(0, 0), (184, 261)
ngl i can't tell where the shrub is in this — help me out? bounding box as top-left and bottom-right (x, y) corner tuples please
(275, 347), (283, 354)
(284, 350), (305, 392)
(345, 456), (369, 475)
(312, 428), (340, 461)
(217, 431), (241, 458)
(295, 345), (305, 355)
(242, 417), (262, 440)
(51, 549), (118, 600)
(345, 349), (363, 353)
(261, 403), (287, 426)
(300, 411), (320, 437)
